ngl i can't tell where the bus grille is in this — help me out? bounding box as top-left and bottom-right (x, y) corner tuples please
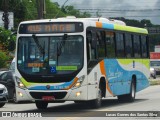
(29, 92), (67, 99)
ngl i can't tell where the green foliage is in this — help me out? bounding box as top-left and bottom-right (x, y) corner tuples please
(0, 0), (91, 28)
(0, 27), (16, 51)
(64, 5), (91, 18)
(0, 51), (9, 68)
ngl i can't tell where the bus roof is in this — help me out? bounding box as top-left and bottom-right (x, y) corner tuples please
(19, 17), (148, 34)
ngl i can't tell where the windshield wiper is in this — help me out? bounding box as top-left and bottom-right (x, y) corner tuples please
(56, 34), (67, 65)
(57, 34), (67, 56)
(32, 34), (45, 55)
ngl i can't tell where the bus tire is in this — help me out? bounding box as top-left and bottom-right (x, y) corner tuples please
(35, 101), (48, 109)
(0, 103), (5, 108)
(118, 80), (136, 102)
(13, 91), (18, 103)
(126, 80), (136, 102)
(91, 88), (102, 108)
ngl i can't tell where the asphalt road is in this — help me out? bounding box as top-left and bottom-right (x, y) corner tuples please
(0, 85), (160, 120)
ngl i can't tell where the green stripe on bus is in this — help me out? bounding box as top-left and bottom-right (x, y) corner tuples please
(118, 59), (150, 69)
(21, 77), (33, 87)
(20, 77), (56, 87)
(56, 66), (77, 70)
(114, 25), (148, 34)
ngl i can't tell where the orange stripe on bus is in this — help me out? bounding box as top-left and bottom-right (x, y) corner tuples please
(96, 22), (102, 28)
(99, 60), (114, 96)
(63, 77), (79, 90)
(99, 60), (106, 76)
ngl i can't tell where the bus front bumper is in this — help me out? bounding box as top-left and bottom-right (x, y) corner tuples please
(26, 85), (88, 102)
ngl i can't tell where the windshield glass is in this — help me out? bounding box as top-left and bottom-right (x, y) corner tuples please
(17, 35), (83, 76)
(150, 61), (160, 67)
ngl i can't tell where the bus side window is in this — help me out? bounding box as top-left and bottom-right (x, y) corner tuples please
(141, 36), (147, 58)
(105, 31), (115, 58)
(125, 34), (133, 58)
(97, 31), (105, 58)
(116, 33), (125, 58)
(133, 35), (141, 58)
(86, 31), (96, 61)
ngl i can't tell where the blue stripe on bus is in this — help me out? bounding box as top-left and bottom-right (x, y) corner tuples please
(102, 23), (114, 29)
(28, 79), (74, 90)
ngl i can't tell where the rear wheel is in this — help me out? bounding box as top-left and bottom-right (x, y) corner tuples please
(35, 101), (48, 109)
(0, 103), (5, 108)
(118, 81), (136, 102)
(127, 81), (136, 102)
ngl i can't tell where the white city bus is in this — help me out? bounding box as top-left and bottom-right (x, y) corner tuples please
(15, 17), (150, 109)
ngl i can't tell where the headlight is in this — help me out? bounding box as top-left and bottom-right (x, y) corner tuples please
(15, 77), (26, 89)
(150, 67), (154, 71)
(73, 75), (85, 88)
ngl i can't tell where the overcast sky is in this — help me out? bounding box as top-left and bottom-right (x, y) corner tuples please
(51, 0), (160, 25)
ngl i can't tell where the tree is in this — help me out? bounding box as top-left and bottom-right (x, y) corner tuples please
(0, 51), (9, 68)
(141, 19), (153, 27)
(0, 27), (16, 52)
(63, 5), (91, 18)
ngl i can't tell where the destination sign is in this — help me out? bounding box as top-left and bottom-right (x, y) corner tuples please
(19, 22), (83, 34)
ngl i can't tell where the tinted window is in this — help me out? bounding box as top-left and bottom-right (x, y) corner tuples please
(0, 73), (7, 81)
(97, 31), (105, 58)
(116, 33), (125, 57)
(125, 34), (133, 58)
(105, 31), (115, 58)
(141, 36), (148, 58)
(133, 35), (141, 58)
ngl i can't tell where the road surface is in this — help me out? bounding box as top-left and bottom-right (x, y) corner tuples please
(0, 85), (160, 120)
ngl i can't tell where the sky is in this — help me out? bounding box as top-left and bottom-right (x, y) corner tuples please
(51, 0), (160, 25)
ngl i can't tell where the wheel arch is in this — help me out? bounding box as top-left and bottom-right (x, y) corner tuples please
(99, 77), (106, 98)
(132, 74), (137, 90)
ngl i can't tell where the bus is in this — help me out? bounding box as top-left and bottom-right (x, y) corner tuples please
(15, 17), (150, 109)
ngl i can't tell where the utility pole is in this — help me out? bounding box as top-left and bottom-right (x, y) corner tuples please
(2, 0), (9, 29)
(36, 0), (46, 19)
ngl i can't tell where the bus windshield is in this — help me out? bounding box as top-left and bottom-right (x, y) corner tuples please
(17, 35), (83, 75)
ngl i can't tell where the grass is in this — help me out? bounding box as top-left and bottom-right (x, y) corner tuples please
(149, 79), (160, 86)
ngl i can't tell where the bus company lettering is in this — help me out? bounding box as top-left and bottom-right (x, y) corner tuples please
(108, 69), (123, 78)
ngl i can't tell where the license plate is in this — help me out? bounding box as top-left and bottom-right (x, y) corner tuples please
(42, 96), (55, 101)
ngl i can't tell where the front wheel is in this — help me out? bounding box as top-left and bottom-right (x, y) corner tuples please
(91, 88), (102, 108)
(35, 101), (48, 109)
(13, 91), (18, 103)
(0, 103), (5, 108)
